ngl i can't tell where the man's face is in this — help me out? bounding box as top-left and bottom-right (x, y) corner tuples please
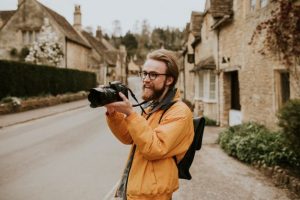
(141, 59), (172, 101)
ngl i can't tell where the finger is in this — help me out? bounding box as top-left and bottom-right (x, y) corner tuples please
(119, 92), (128, 101)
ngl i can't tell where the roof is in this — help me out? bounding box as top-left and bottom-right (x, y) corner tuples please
(81, 30), (116, 65)
(209, 0), (233, 18)
(190, 11), (204, 37)
(193, 56), (216, 71)
(0, 10), (15, 23)
(0, 10), (16, 29)
(38, 3), (91, 48)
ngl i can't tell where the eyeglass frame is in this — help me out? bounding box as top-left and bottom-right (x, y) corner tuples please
(139, 71), (169, 80)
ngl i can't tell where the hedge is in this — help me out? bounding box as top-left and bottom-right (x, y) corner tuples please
(0, 60), (97, 99)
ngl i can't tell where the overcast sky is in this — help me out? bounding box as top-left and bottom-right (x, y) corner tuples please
(1, 0), (205, 35)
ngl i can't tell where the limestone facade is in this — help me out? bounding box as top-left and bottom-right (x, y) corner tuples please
(0, 0), (91, 69)
(184, 0), (299, 129)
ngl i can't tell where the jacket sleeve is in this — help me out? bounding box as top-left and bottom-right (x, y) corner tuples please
(125, 103), (194, 160)
(106, 112), (133, 144)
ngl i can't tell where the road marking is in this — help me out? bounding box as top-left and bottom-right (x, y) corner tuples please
(103, 180), (120, 200)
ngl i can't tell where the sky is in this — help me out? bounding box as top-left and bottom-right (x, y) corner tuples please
(0, 0), (205, 36)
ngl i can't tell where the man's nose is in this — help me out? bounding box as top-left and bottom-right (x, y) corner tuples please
(143, 75), (151, 81)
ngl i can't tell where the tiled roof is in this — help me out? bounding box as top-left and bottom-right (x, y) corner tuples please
(193, 56), (216, 71)
(81, 31), (118, 65)
(0, 10), (15, 23)
(209, 0), (233, 18)
(190, 11), (204, 37)
(0, 10), (16, 29)
(38, 3), (91, 48)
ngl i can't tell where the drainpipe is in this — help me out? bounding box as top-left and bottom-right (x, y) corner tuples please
(216, 29), (221, 126)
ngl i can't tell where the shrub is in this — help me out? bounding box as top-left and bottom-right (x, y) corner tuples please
(204, 116), (217, 126)
(277, 99), (300, 154)
(218, 122), (300, 168)
(0, 60), (96, 100)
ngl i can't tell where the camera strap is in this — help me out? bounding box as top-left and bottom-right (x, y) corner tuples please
(126, 87), (148, 114)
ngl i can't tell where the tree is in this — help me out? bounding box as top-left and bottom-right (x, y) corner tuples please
(121, 31), (138, 58)
(25, 18), (64, 66)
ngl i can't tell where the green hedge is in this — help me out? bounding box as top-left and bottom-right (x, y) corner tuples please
(0, 60), (97, 99)
(218, 122), (300, 169)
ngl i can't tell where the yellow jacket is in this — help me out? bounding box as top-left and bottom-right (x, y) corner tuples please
(106, 91), (194, 200)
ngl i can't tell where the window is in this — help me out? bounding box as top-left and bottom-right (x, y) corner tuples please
(275, 71), (290, 109)
(261, 0), (268, 8)
(198, 73), (204, 98)
(22, 30), (39, 44)
(187, 54), (195, 64)
(250, 0), (256, 11)
(209, 73), (216, 99)
(196, 71), (216, 101)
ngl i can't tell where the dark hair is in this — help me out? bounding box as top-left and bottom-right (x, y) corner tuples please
(147, 49), (179, 88)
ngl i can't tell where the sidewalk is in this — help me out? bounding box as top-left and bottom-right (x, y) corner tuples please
(0, 99), (89, 128)
(173, 126), (297, 200)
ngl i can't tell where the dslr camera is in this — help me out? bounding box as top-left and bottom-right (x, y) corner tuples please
(88, 81), (128, 108)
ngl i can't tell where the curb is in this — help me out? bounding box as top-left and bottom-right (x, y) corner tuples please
(0, 103), (87, 128)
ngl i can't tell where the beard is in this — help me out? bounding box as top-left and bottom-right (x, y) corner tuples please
(142, 81), (167, 102)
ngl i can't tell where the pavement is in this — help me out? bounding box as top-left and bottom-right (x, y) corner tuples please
(0, 99), (297, 200)
(0, 99), (89, 128)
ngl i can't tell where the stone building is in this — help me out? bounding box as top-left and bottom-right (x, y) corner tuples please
(0, 0), (127, 85)
(0, 0), (91, 70)
(184, 0), (300, 129)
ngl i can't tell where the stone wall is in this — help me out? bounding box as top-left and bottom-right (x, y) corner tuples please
(66, 41), (89, 70)
(218, 1), (300, 129)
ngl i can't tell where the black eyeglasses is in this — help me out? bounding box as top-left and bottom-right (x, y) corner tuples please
(139, 71), (168, 80)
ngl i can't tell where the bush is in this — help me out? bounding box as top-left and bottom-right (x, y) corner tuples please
(277, 99), (300, 154)
(204, 116), (217, 126)
(218, 122), (300, 168)
(0, 60), (97, 100)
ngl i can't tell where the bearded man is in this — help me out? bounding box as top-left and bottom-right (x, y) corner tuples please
(104, 49), (194, 200)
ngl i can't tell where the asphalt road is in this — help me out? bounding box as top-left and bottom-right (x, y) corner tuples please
(0, 106), (130, 200)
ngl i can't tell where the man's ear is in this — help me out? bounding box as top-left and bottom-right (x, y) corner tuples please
(166, 76), (174, 86)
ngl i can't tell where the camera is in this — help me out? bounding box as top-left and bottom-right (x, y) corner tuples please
(88, 81), (128, 108)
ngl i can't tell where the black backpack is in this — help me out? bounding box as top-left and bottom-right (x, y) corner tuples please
(159, 102), (206, 180)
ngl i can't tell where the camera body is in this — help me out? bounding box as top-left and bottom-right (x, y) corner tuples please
(88, 81), (128, 108)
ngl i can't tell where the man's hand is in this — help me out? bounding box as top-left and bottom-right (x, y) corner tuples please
(104, 92), (134, 116)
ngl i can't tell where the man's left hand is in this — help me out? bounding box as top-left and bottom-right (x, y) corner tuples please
(105, 92), (134, 116)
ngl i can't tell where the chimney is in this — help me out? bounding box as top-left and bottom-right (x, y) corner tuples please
(18, 0), (24, 8)
(73, 5), (82, 31)
(96, 26), (103, 40)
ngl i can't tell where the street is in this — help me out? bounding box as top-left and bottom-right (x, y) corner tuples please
(0, 103), (297, 200)
(0, 105), (130, 200)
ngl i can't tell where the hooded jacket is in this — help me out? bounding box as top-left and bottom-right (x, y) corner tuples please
(106, 89), (194, 200)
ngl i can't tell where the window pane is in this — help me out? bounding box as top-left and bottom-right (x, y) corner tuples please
(251, 0), (256, 11)
(209, 73), (216, 99)
(198, 73), (204, 98)
(261, 0), (268, 8)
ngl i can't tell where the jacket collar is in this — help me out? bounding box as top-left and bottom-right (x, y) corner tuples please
(147, 87), (179, 114)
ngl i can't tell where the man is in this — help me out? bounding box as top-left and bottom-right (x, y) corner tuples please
(105, 49), (194, 200)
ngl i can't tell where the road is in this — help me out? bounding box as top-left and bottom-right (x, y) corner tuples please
(0, 106), (130, 200)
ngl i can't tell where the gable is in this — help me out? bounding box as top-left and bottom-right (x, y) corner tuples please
(38, 3), (90, 48)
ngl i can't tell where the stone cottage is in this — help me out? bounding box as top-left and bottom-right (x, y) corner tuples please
(184, 0), (300, 129)
(180, 12), (203, 104)
(0, 0), (127, 85)
(0, 0), (91, 70)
